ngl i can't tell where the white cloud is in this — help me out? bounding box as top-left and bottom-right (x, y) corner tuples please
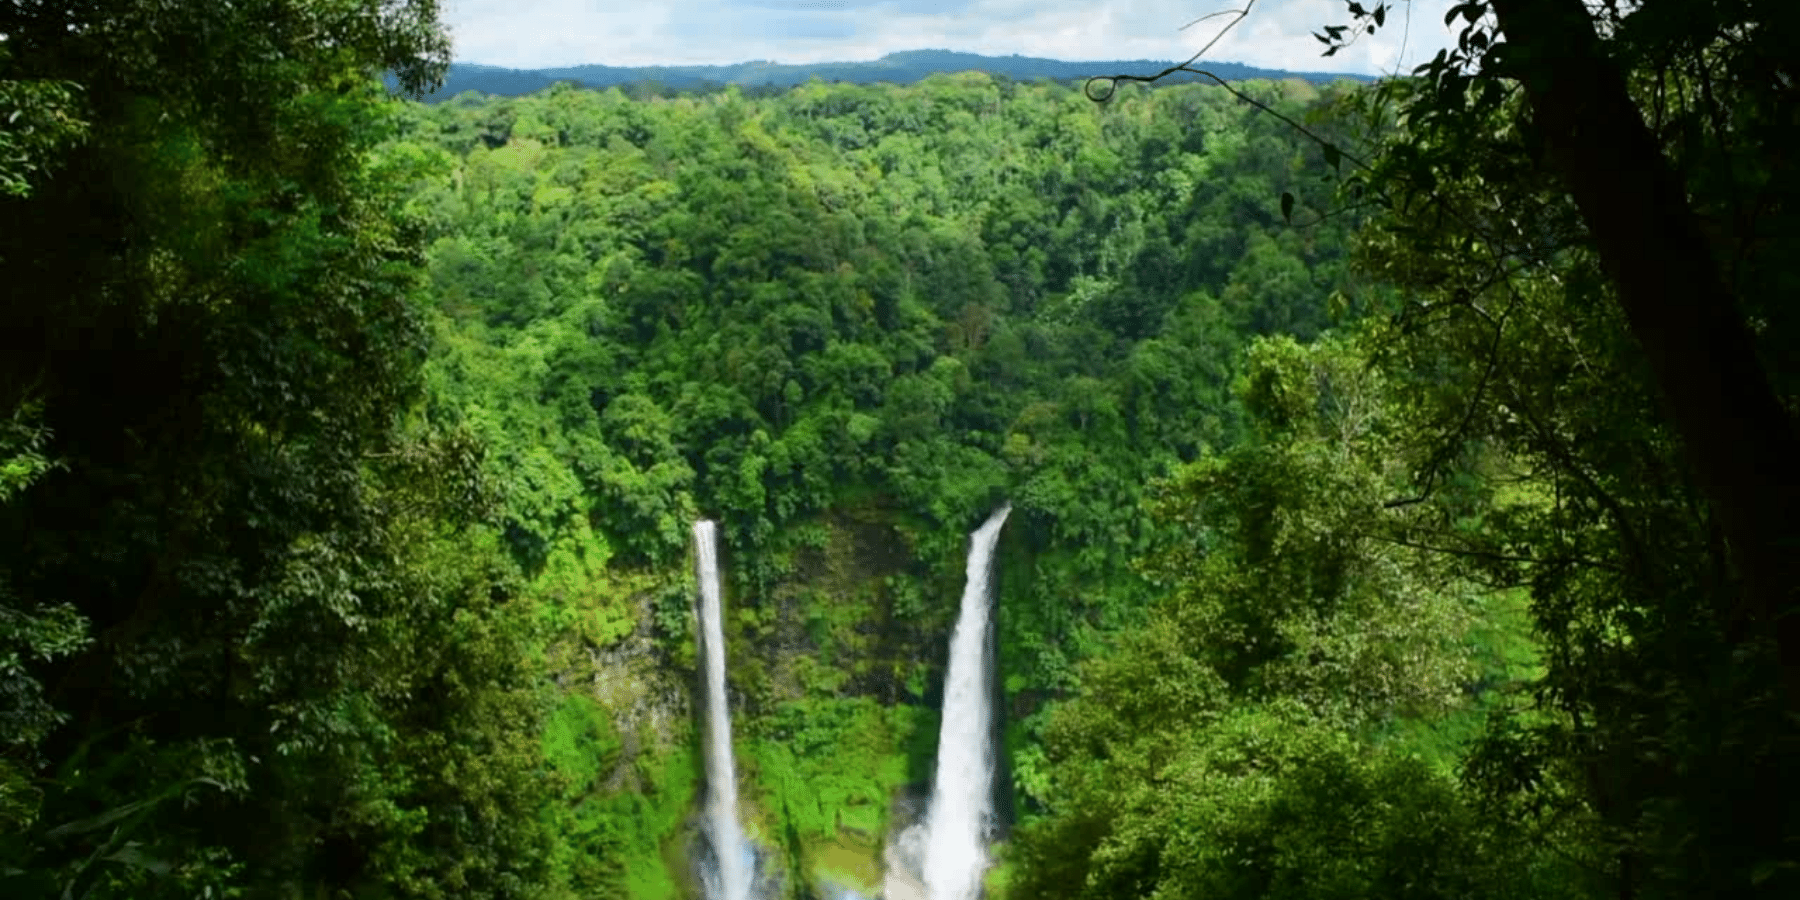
(444, 0), (1459, 76)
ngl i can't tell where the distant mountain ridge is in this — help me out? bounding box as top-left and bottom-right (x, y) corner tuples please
(410, 49), (1372, 100)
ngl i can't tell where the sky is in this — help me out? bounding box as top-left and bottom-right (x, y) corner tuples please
(441, 0), (1464, 77)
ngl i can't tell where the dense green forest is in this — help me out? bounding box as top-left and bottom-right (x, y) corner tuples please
(388, 65), (1379, 898)
(3, 2), (1798, 900)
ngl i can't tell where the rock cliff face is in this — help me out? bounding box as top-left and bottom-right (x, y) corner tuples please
(742, 510), (951, 713)
(735, 510), (959, 899)
(590, 616), (692, 793)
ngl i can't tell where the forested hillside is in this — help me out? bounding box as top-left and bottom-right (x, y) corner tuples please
(413, 51), (1367, 100)
(3, 1), (1798, 900)
(388, 72), (1392, 897)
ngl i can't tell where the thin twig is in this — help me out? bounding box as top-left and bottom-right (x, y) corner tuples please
(1384, 290), (1513, 507)
(1087, 62), (1376, 177)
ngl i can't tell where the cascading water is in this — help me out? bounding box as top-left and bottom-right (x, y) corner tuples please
(922, 505), (1012, 900)
(694, 520), (753, 900)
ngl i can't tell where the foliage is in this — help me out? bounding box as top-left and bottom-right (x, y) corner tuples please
(0, 66), (86, 198)
(747, 698), (920, 842)
(1315, 2), (1800, 891)
(0, 2), (554, 898)
(1023, 1), (1800, 897)
(1008, 325), (1564, 899)
(392, 72), (1376, 896)
(13, 4), (1790, 896)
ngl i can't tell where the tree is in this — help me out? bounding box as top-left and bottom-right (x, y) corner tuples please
(0, 3), (553, 898)
(1313, 0), (1800, 707)
(1310, 2), (1800, 894)
(1058, 3), (1800, 896)
(1484, 0), (1800, 707)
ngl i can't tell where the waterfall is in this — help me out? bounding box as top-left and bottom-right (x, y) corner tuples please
(694, 520), (752, 900)
(922, 505), (1012, 900)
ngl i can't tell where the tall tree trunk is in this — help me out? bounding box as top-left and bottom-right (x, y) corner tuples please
(1488, 0), (1800, 703)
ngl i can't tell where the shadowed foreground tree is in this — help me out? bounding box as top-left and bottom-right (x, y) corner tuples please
(1487, 0), (1800, 705)
(1320, 5), (1800, 895)
(1327, 0), (1800, 710)
(1, 3), (554, 898)
(1031, 2), (1800, 898)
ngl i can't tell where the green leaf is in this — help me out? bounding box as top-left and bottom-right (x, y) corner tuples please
(43, 797), (160, 839)
(103, 843), (174, 876)
(1749, 860), (1795, 886)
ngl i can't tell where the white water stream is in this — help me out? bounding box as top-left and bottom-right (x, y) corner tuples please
(921, 505), (1012, 900)
(694, 520), (752, 900)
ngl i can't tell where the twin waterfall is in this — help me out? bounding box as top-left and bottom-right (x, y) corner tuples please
(922, 505), (1012, 900)
(694, 521), (753, 900)
(691, 507), (1010, 900)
